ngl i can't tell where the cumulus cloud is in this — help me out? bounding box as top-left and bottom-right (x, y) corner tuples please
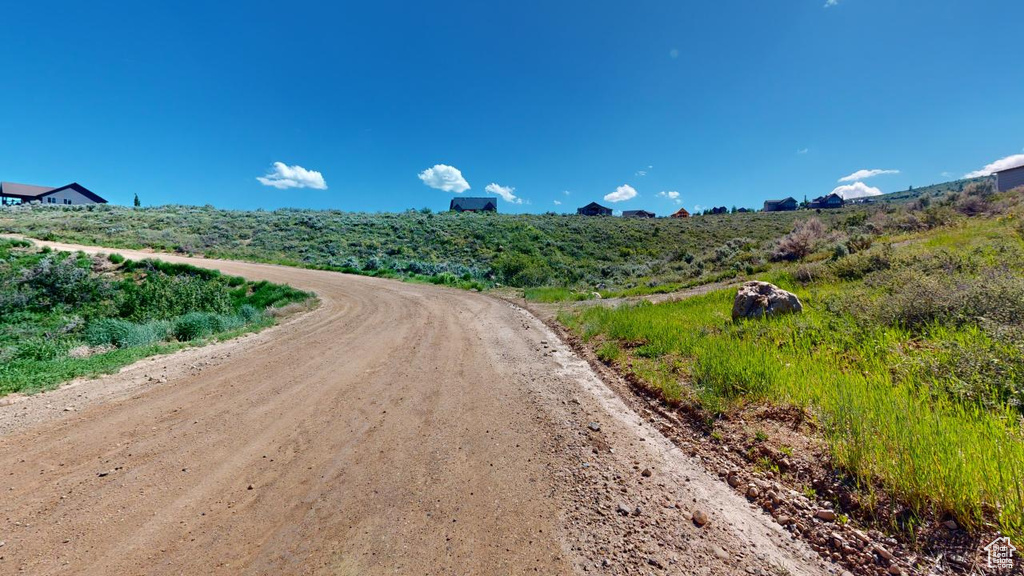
(964, 154), (1024, 178)
(824, 0), (839, 7)
(838, 169), (900, 182)
(256, 162), (328, 190)
(657, 190), (682, 204)
(553, 200), (562, 205)
(418, 164), (471, 193)
(832, 182), (882, 200)
(485, 183), (522, 204)
(604, 184), (638, 203)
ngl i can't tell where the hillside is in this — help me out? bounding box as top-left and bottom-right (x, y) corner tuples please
(0, 202), (871, 294)
(874, 176), (987, 204)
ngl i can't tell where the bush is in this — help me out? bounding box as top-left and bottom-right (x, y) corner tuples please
(108, 253), (125, 265)
(173, 312), (216, 341)
(238, 304), (262, 323)
(119, 273), (232, 320)
(85, 318), (168, 348)
(771, 218), (825, 262)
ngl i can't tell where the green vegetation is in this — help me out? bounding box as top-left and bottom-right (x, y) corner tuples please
(0, 239), (312, 396)
(2, 179), (1020, 543)
(561, 183), (1024, 541)
(0, 203), (831, 291)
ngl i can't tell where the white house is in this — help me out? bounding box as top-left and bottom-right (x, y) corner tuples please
(0, 182), (107, 206)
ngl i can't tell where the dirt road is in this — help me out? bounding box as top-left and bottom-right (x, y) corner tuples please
(0, 241), (829, 575)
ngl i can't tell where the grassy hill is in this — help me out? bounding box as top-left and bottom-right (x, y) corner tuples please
(0, 203), (872, 294)
(874, 176), (988, 204)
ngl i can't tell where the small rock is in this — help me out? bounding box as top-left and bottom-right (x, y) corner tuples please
(942, 519), (958, 530)
(587, 422), (601, 432)
(727, 474), (742, 488)
(873, 546), (894, 561)
(616, 503), (633, 516)
(247, 484), (254, 491)
(97, 471), (110, 478)
(692, 509), (709, 527)
(640, 468), (652, 478)
(746, 486), (759, 499)
(712, 545), (729, 561)
(815, 510), (837, 522)
(647, 557), (664, 569)
(887, 566), (902, 575)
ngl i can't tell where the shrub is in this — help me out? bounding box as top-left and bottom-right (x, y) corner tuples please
(85, 318), (168, 348)
(173, 312), (216, 341)
(119, 273), (232, 320)
(771, 218), (825, 262)
(108, 253), (125, 264)
(238, 304), (262, 323)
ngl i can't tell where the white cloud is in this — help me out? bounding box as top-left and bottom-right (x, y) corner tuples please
(553, 200), (562, 205)
(669, 48), (679, 59)
(418, 164), (470, 193)
(256, 162), (327, 190)
(564, 190), (571, 196)
(485, 183), (522, 204)
(635, 170), (648, 177)
(964, 154), (1024, 178)
(941, 171), (953, 178)
(824, 0), (839, 7)
(797, 148), (809, 155)
(657, 190), (682, 204)
(831, 182), (883, 199)
(604, 184), (638, 203)
(838, 169), (900, 182)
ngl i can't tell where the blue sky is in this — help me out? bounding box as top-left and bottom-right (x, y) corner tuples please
(2, 1), (1022, 213)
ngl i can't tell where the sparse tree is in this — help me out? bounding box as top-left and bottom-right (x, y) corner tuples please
(133, 194), (141, 207)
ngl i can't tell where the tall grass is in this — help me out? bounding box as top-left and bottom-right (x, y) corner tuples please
(565, 288), (1024, 540)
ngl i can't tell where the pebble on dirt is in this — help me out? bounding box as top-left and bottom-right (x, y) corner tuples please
(587, 422), (601, 432)
(691, 509), (709, 527)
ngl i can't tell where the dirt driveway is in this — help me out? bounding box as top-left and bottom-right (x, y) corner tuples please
(0, 241), (828, 575)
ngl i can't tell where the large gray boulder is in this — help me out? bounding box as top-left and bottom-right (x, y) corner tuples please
(732, 281), (803, 321)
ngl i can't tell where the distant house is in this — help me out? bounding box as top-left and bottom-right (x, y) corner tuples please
(622, 210), (655, 219)
(0, 182), (106, 206)
(736, 207), (751, 213)
(763, 197), (798, 212)
(994, 164), (1024, 192)
(670, 207), (690, 218)
(577, 202), (613, 216)
(449, 197), (497, 213)
(709, 206), (728, 215)
(808, 193), (844, 209)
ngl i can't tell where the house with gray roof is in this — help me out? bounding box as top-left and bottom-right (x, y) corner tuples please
(0, 182), (107, 206)
(622, 209), (655, 218)
(449, 197), (497, 213)
(577, 202), (613, 216)
(762, 197), (798, 212)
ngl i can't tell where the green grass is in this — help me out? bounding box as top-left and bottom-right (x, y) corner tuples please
(562, 213), (1024, 541)
(0, 240), (314, 396)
